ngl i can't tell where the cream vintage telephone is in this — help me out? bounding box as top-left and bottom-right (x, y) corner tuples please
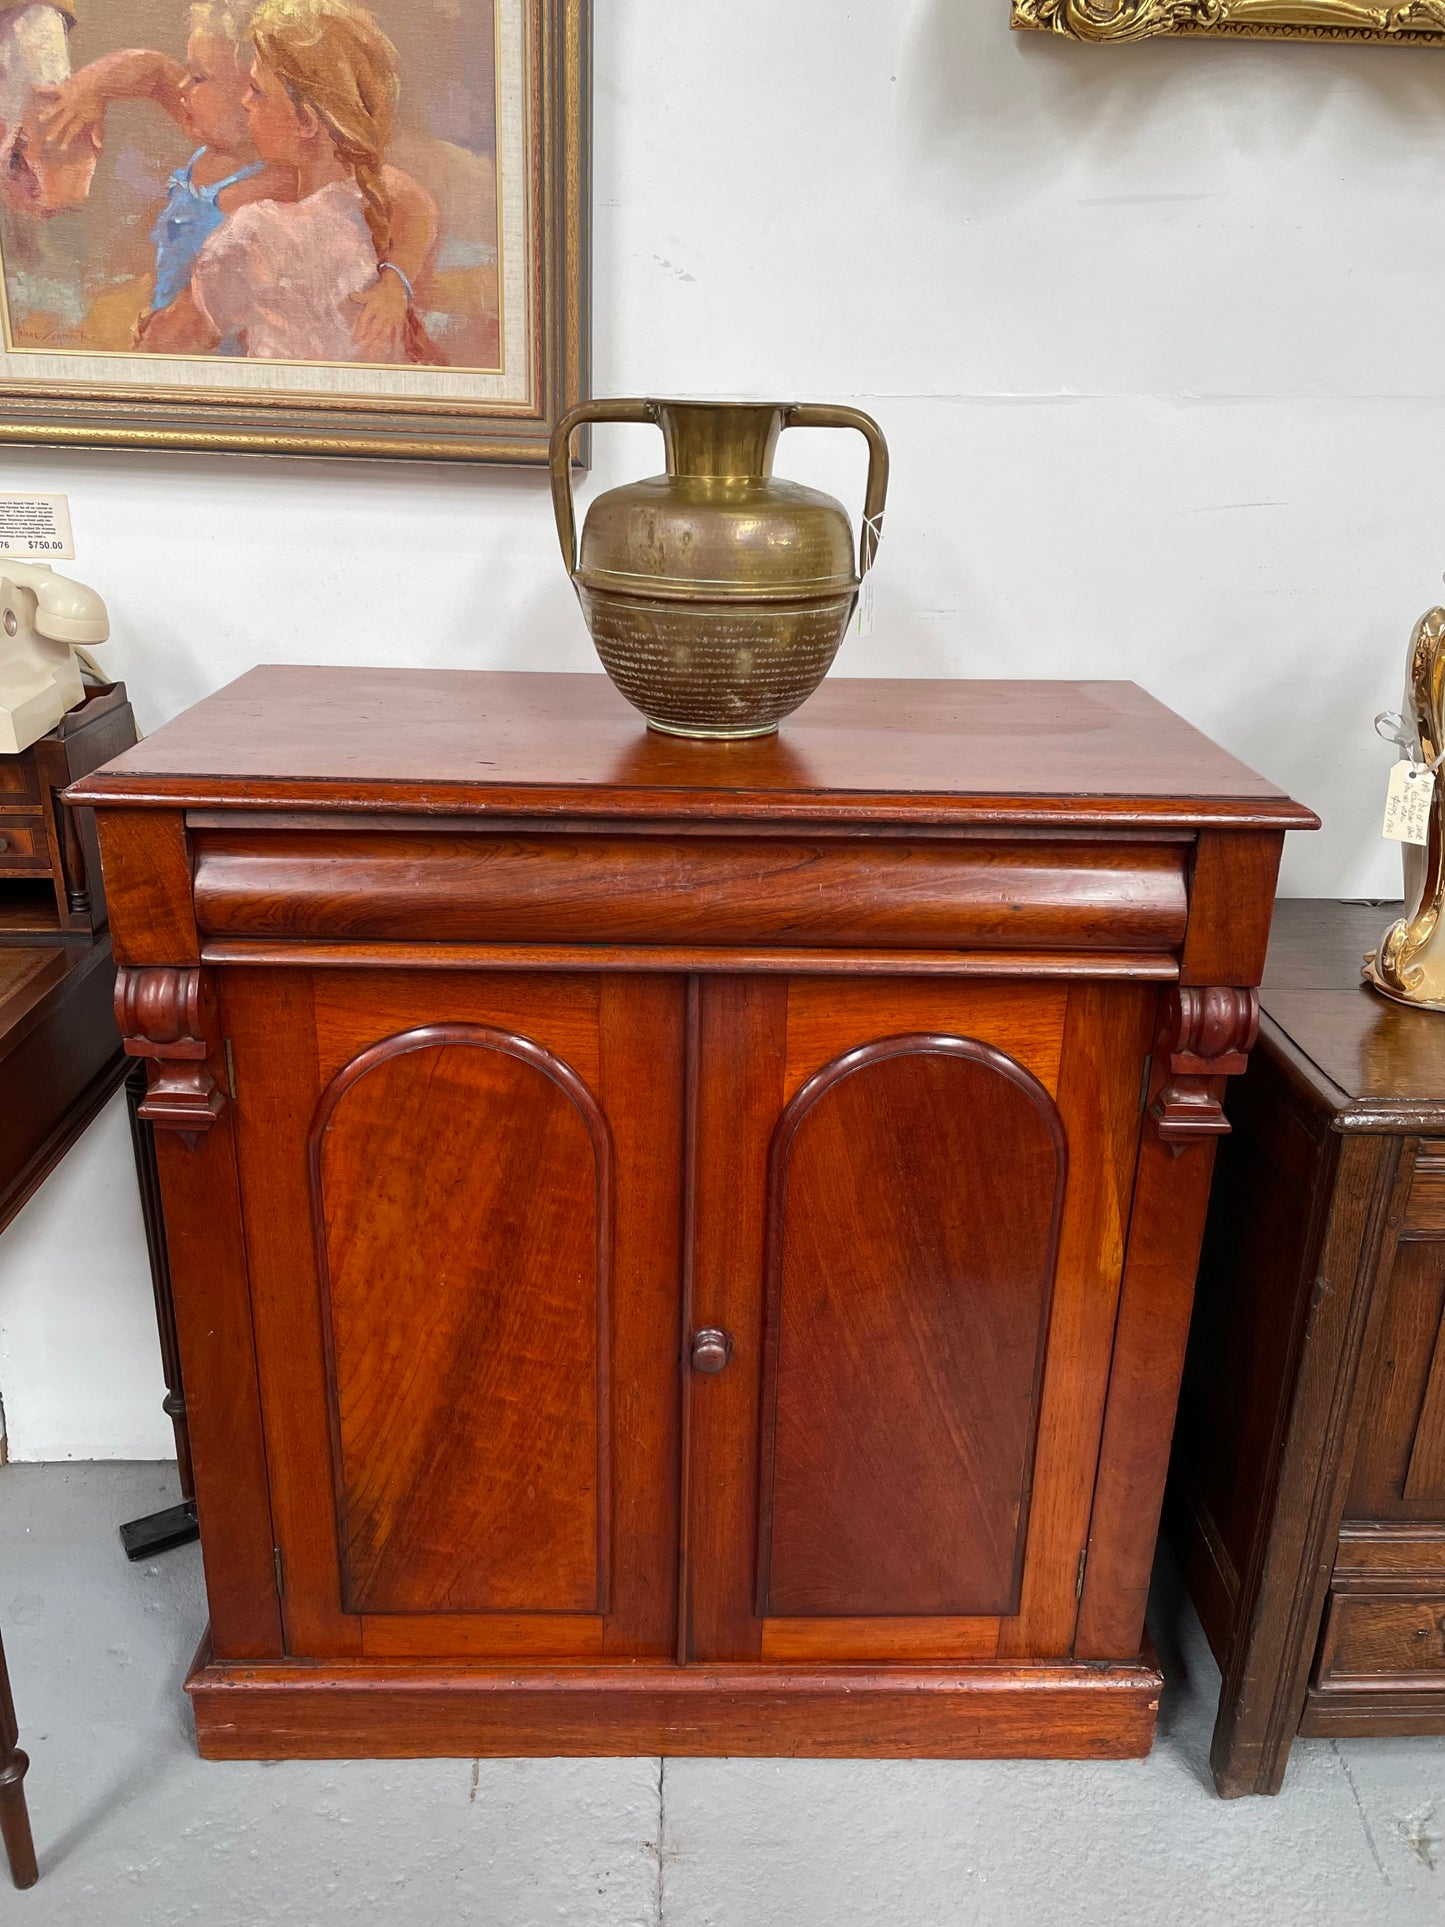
(0, 559), (110, 755)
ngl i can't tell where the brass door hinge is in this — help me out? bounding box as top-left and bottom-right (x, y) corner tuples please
(224, 1039), (238, 1101)
(273, 1546), (285, 1598)
(1076, 1546), (1089, 1600)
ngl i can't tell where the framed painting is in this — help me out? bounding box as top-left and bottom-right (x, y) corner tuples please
(1012, 0), (1445, 40)
(0, 0), (589, 462)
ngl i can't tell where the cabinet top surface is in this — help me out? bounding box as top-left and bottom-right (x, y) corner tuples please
(69, 667), (1316, 829)
(1261, 899), (1445, 1113)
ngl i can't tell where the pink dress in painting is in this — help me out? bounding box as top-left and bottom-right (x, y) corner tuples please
(191, 180), (383, 362)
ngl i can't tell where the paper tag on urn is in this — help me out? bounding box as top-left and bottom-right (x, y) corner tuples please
(855, 570), (876, 639)
(1383, 760), (1435, 846)
(0, 493), (74, 560)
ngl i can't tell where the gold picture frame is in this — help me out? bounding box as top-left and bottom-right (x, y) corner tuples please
(1012, 0), (1445, 42)
(0, 0), (590, 464)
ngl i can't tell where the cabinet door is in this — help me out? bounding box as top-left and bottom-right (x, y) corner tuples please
(683, 977), (1155, 1664)
(221, 968), (684, 1662)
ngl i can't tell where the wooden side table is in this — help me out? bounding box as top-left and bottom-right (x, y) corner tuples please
(1169, 898), (1445, 1796)
(0, 1625), (36, 1890)
(0, 932), (124, 1891)
(73, 667), (1314, 1763)
(0, 685), (137, 1888)
(0, 683), (188, 1888)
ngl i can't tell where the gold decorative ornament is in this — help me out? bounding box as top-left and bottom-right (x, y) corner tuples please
(1012, 0), (1445, 42)
(550, 398), (889, 740)
(1365, 608), (1445, 1011)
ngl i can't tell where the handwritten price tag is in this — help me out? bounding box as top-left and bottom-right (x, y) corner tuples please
(1383, 760), (1435, 847)
(855, 569), (876, 640)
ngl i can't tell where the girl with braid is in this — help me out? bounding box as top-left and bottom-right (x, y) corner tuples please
(147, 0), (442, 365)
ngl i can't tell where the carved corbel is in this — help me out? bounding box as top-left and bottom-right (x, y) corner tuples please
(1150, 986), (1260, 1150)
(115, 968), (226, 1148)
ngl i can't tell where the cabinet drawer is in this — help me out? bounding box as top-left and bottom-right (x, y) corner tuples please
(1404, 1147), (1445, 1238)
(190, 827), (1191, 952)
(0, 816), (50, 873)
(1316, 1595), (1445, 1687)
(0, 759), (38, 802)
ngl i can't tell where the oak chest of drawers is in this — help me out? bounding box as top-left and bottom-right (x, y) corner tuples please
(70, 667), (1313, 1761)
(1171, 899), (1445, 1794)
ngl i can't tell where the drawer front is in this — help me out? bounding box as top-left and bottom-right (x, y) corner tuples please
(190, 828), (1191, 952)
(1317, 1594), (1445, 1686)
(1404, 1146), (1445, 1238)
(0, 758), (38, 802)
(0, 816), (50, 873)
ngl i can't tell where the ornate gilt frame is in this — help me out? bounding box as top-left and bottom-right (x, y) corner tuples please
(1012, 0), (1445, 42)
(0, 0), (590, 464)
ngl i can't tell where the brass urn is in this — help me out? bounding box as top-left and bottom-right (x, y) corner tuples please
(550, 398), (889, 738)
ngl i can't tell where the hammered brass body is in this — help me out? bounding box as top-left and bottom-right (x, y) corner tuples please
(551, 399), (888, 739)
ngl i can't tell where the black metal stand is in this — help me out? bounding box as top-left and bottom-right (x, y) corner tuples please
(118, 1065), (201, 1561)
(119, 1499), (200, 1562)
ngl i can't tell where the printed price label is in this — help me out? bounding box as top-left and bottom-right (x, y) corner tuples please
(1383, 760), (1435, 847)
(0, 494), (74, 560)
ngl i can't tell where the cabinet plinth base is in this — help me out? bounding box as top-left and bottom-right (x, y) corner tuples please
(1299, 1686), (1445, 1739)
(186, 1642), (1162, 1761)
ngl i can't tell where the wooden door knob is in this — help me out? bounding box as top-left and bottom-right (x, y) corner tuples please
(690, 1327), (733, 1374)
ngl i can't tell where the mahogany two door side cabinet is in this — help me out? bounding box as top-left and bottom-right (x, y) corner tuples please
(69, 668), (1315, 1762)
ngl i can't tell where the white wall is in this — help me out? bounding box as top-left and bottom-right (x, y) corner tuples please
(1, 0), (1437, 1458)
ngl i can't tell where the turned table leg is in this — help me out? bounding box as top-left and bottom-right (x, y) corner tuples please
(0, 1627), (37, 1890)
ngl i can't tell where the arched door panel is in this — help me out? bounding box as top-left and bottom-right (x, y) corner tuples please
(759, 1037), (1066, 1619)
(683, 977), (1154, 1666)
(225, 968), (685, 1663)
(313, 1027), (609, 1618)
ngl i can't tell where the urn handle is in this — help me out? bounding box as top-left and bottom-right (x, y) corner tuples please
(781, 403), (890, 577)
(549, 398), (891, 584)
(549, 398), (657, 578)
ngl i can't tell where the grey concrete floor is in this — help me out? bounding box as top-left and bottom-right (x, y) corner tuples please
(1, 1464), (1443, 1925)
